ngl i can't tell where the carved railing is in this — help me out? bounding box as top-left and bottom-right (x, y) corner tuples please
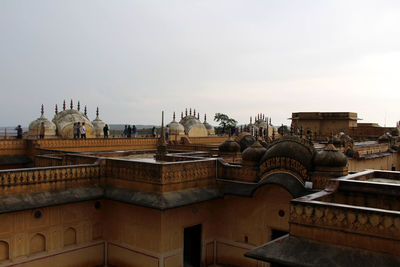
(188, 136), (227, 145)
(106, 159), (163, 184)
(0, 140), (27, 155)
(290, 198), (400, 241)
(106, 158), (216, 185)
(0, 164), (100, 188)
(35, 138), (158, 151)
(160, 160), (216, 184)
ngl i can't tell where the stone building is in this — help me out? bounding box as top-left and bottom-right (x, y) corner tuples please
(0, 110), (399, 266)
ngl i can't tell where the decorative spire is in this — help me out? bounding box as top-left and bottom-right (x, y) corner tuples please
(77, 101), (80, 111)
(41, 104), (44, 116)
(84, 105), (87, 117)
(250, 116), (252, 124)
(55, 104), (58, 115)
(96, 107), (99, 118)
(70, 99), (73, 109)
(181, 111), (183, 119)
(204, 114), (207, 122)
(197, 113), (199, 120)
(190, 108), (192, 116)
(194, 109), (196, 117)
(155, 111), (167, 160)
(173, 112), (176, 121)
(63, 100), (66, 111)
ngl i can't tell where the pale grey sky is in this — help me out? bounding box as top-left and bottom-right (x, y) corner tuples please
(1, 0), (400, 127)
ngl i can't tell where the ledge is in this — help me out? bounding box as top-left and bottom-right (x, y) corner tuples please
(0, 186), (104, 214)
(245, 235), (400, 267)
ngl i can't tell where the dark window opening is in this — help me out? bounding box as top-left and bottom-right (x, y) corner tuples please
(270, 229), (287, 241)
(184, 224), (201, 267)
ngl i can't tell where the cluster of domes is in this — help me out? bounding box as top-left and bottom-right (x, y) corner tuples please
(219, 134), (348, 171)
(247, 113), (276, 138)
(168, 108), (214, 137)
(28, 100), (107, 139)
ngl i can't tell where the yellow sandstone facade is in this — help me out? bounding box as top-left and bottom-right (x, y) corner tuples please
(0, 112), (399, 266)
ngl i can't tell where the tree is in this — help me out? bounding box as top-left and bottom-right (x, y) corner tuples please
(214, 113), (237, 134)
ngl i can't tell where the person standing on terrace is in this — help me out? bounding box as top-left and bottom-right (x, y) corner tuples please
(16, 125), (23, 139)
(81, 122), (86, 139)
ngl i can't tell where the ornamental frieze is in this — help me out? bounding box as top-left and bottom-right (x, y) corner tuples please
(259, 156), (309, 183)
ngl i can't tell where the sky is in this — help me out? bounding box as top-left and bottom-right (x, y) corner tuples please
(1, 0), (400, 127)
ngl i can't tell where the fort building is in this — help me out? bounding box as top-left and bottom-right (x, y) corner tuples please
(0, 109), (399, 266)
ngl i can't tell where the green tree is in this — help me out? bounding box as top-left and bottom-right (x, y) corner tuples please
(214, 113), (237, 134)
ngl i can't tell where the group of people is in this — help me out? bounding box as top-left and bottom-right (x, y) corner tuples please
(123, 125), (137, 138)
(73, 122), (87, 139)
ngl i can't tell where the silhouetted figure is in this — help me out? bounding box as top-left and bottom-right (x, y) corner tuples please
(103, 124), (109, 138)
(16, 125), (23, 139)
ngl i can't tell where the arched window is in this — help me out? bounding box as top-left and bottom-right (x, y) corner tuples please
(63, 228), (77, 246)
(30, 234), (46, 254)
(0, 241), (9, 261)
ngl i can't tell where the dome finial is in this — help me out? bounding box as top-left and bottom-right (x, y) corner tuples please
(96, 106), (99, 117)
(185, 108), (188, 116)
(204, 114), (207, 122)
(84, 105), (87, 117)
(77, 101), (80, 111)
(70, 99), (73, 109)
(41, 104), (44, 116)
(193, 109), (196, 117)
(63, 100), (66, 111)
(55, 104), (58, 115)
(173, 112), (176, 121)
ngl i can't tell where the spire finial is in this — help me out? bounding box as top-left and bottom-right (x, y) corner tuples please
(70, 99), (73, 109)
(96, 106), (99, 117)
(77, 101), (80, 111)
(63, 100), (66, 111)
(190, 108), (192, 116)
(250, 116), (252, 124)
(41, 104), (44, 116)
(55, 104), (58, 115)
(197, 112), (199, 119)
(84, 105), (87, 117)
(194, 109), (196, 117)
(204, 114), (207, 122)
(185, 108), (188, 116)
(155, 111), (168, 160)
(181, 111), (183, 119)
(173, 112), (176, 121)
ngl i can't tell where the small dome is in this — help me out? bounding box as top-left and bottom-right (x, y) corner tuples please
(92, 108), (106, 138)
(235, 133), (256, 152)
(219, 139), (240, 153)
(314, 144), (347, 168)
(28, 106), (56, 137)
(242, 141), (267, 163)
(202, 114), (215, 135)
(378, 133), (391, 143)
(168, 112), (185, 135)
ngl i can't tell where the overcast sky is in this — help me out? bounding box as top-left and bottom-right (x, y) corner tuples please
(1, 0), (400, 127)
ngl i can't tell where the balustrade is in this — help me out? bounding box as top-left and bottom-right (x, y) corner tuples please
(0, 164), (100, 188)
